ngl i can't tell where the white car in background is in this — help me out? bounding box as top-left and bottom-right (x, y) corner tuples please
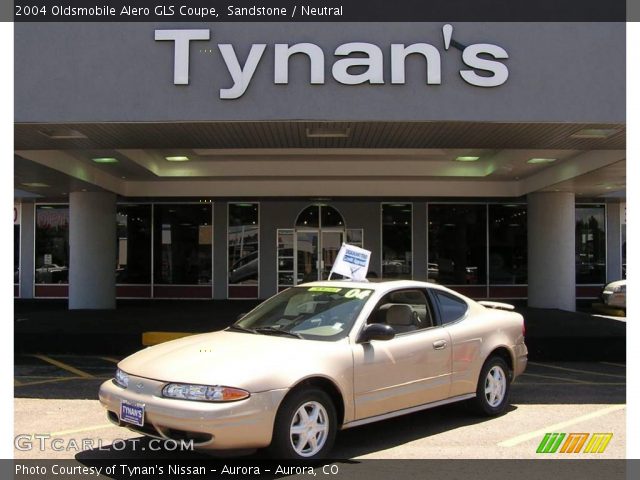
(600, 280), (626, 309)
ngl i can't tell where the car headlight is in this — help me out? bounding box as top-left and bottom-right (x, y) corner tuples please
(162, 383), (250, 402)
(613, 285), (626, 294)
(114, 368), (129, 388)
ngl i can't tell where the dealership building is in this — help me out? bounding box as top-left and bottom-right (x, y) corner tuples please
(13, 22), (625, 311)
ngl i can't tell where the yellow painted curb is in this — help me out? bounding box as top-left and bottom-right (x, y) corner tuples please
(142, 331), (193, 346)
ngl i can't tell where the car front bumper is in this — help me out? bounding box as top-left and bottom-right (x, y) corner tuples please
(99, 376), (288, 450)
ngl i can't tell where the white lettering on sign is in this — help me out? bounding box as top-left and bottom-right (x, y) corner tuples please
(332, 43), (384, 85)
(154, 29), (210, 84)
(218, 44), (267, 99)
(274, 43), (325, 84)
(155, 24), (509, 98)
(460, 43), (509, 87)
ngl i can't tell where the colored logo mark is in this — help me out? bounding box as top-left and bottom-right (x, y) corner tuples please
(536, 433), (613, 454)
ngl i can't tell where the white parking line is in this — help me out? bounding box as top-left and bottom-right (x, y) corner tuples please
(31, 355), (94, 378)
(522, 372), (591, 384)
(98, 356), (120, 364)
(47, 424), (115, 436)
(528, 362), (625, 379)
(498, 404), (625, 447)
(600, 362), (626, 368)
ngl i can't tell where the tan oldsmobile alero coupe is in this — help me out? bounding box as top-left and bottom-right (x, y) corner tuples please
(99, 280), (527, 459)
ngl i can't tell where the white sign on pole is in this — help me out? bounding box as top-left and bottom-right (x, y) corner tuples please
(329, 243), (371, 281)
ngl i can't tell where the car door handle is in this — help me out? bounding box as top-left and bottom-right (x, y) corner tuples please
(433, 340), (448, 350)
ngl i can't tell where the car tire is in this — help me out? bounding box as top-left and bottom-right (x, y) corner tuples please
(268, 388), (337, 459)
(471, 355), (511, 416)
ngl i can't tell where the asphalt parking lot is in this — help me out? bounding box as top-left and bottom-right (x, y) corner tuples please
(13, 354), (625, 460)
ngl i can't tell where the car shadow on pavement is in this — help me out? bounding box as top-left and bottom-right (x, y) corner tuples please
(74, 403), (508, 462)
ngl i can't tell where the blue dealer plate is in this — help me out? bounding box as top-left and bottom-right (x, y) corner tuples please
(120, 400), (145, 427)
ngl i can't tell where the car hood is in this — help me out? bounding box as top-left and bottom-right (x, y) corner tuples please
(118, 330), (352, 392)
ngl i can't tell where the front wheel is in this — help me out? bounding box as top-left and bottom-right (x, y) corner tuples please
(268, 388), (337, 459)
(472, 356), (511, 416)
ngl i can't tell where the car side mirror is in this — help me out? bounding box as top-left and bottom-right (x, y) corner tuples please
(358, 323), (396, 343)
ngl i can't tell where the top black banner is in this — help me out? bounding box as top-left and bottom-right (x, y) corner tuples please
(8, 0), (628, 22)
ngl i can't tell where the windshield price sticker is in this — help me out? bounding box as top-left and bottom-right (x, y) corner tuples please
(308, 287), (343, 293)
(344, 289), (372, 299)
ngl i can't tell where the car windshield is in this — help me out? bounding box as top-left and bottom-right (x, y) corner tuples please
(233, 286), (374, 341)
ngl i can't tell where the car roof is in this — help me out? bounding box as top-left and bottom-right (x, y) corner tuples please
(300, 279), (450, 293)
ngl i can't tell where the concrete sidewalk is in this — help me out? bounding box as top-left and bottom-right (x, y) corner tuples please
(14, 299), (625, 361)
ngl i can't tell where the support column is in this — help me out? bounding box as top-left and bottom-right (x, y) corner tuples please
(527, 192), (576, 311)
(606, 202), (623, 282)
(69, 192), (116, 309)
(19, 202), (35, 299)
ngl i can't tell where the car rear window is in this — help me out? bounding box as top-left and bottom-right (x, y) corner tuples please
(433, 291), (468, 324)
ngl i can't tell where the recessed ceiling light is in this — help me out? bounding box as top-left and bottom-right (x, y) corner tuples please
(527, 158), (557, 164)
(92, 157), (118, 164)
(455, 156), (480, 162)
(21, 182), (49, 187)
(570, 128), (619, 139)
(165, 156), (190, 162)
(306, 127), (351, 138)
(38, 128), (87, 139)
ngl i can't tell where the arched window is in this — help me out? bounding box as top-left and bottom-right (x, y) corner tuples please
(295, 205), (345, 228)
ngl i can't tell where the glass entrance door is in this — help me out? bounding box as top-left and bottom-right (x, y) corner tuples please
(296, 231), (319, 284)
(295, 230), (345, 284)
(321, 230), (344, 280)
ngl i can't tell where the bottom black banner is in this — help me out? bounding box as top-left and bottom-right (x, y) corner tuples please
(5, 459), (637, 480)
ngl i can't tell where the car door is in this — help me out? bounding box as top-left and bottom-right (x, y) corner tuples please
(430, 289), (483, 398)
(351, 288), (452, 420)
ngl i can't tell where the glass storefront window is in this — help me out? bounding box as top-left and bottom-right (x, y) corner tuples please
(489, 205), (527, 284)
(153, 204), (212, 285)
(116, 205), (152, 284)
(296, 205), (344, 228)
(346, 229), (363, 248)
(428, 204), (486, 285)
(382, 203), (412, 279)
(277, 229), (295, 287)
(35, 205), (69, 284)
(14, 224), (20, 285)
(228, 203), (259, 285)
(576, 205), (606, 284)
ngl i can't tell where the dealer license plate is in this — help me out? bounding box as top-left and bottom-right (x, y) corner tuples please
(120, 400), (145, 427)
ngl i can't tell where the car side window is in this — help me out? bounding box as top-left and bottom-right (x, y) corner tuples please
(433, 291), (468, 325)
(367, 289), (435, 333)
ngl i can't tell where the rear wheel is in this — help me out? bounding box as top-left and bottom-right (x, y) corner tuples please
(269, 388), (337, 459)
(472, 356), (511, 416)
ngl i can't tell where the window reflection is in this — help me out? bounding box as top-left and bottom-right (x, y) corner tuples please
(382, 204), (412, 279)
(489, 205), (527, 284)
(153, 205), (212, 285)
(35, 205), (69, 284)
(116, 205), (151, 284)
(228, 203), (259, 285)
(277, 229), (295, 287)
(428, 204), (486, 285)
(576, 205), (606, 284)
(14, 224), (20, 284)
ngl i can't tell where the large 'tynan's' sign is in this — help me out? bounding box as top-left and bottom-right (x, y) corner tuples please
(155, 24), (509, 99)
